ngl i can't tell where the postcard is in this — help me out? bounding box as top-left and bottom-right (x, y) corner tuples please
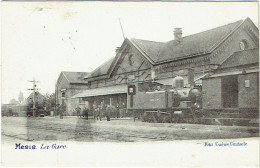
(1, 1), (259, 167)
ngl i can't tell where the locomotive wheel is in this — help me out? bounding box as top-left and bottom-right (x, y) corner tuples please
(141, 114), (146, 122)
(145, 112), (153, 122)
(141, 112), (147, 122)
(156, 112), (163, 123)
(182, 109), (198, 124)
(152, 113), (159, 123)
(158, 115), (164, 123)
(142, 112), (173, 123)
(172, 115), (182, 123)
(162, 114), (171, 123)
(184, 116), (194, 123)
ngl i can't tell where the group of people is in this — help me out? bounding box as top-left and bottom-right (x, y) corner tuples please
(75, 103), (125, 121)
(75, 107), (89, 120)
(93, 103), (123, 121)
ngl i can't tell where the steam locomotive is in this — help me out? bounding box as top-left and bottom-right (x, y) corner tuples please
(127, 76), (202, 123)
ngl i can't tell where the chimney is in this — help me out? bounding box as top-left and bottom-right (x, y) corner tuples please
(174, 28), (182, 40)
(116, 47), (121, 54)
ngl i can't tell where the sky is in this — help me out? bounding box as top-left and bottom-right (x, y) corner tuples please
(1, 2), (258, 104)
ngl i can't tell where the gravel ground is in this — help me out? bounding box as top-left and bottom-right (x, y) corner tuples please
(2, 116), (259, 142)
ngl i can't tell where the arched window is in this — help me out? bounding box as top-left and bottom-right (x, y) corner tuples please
(239, 39), (248, 51)
(128, 54), (134, 66)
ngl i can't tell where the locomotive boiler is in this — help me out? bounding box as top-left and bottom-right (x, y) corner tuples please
(127, 76), (202, 123)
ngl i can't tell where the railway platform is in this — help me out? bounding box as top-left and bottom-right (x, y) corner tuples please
(2, 116), (259, 142)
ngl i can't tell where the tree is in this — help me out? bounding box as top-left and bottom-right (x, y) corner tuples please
(9, 98), (19, 105)
(43, 93), (56, 111)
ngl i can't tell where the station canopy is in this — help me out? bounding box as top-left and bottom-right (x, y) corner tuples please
(71, 84), (127, 98)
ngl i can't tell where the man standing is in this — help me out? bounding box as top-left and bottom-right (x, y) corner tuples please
(59, 105), (63, 119)
(93, 104), (96, 119)
(101, 102), (107, 121)
(76, 107), (81, 118)
(97, 106), (102, 121)
(116, 104), (120, 118)
(83, 107), (89, 120)
(106, 105), (111, 121)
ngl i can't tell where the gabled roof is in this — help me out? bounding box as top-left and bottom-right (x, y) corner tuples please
(84, 56), (116, 79)
(220, 48), (259, 69)
(130, 19), (244, 64)
(84, 18), (258, 82)
(62, 71), (89, 84)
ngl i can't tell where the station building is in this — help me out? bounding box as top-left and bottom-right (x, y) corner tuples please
(72, 18), (258, 116)
(55, 71), (89, 115)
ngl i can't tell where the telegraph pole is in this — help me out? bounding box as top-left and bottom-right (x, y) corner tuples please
(28, 78), (40, 117)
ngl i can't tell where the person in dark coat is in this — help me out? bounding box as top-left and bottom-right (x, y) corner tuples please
(83, 107), (89, 120)
(106, 105), (111, 121)
(116, 104), (120, 118)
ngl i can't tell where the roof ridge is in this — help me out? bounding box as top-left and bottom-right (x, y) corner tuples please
(131, 38), (164, 44)
(62, 71), (89, 73)
(129, 39), (155, 64)
(130, 19), (244, 65)
(181, 19), (243, 41)
(209, 19), (244, 53)
(61, 71), (70, 82)
(86, 56), (116, 78)
(133, 19), (244, 45)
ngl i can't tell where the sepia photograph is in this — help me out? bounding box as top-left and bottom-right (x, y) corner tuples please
(1, 1), (259, 167)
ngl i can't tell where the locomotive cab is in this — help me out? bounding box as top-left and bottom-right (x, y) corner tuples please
(127, 82), (170, 110)
(127, 76), (202, 123)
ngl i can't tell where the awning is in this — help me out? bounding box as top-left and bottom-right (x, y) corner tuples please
(71, 84), (127, 98)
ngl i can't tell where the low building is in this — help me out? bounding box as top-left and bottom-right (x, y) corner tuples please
(55, 71), (89, 116)
(2, 103), (27, 117)
(202, 48), (259, 117)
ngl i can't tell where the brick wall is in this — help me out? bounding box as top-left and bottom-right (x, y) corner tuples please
(202, 78), (222, 109)
(238, 72), (259, 108)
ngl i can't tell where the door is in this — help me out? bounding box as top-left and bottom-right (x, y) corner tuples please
(222, 75), (238, 108)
